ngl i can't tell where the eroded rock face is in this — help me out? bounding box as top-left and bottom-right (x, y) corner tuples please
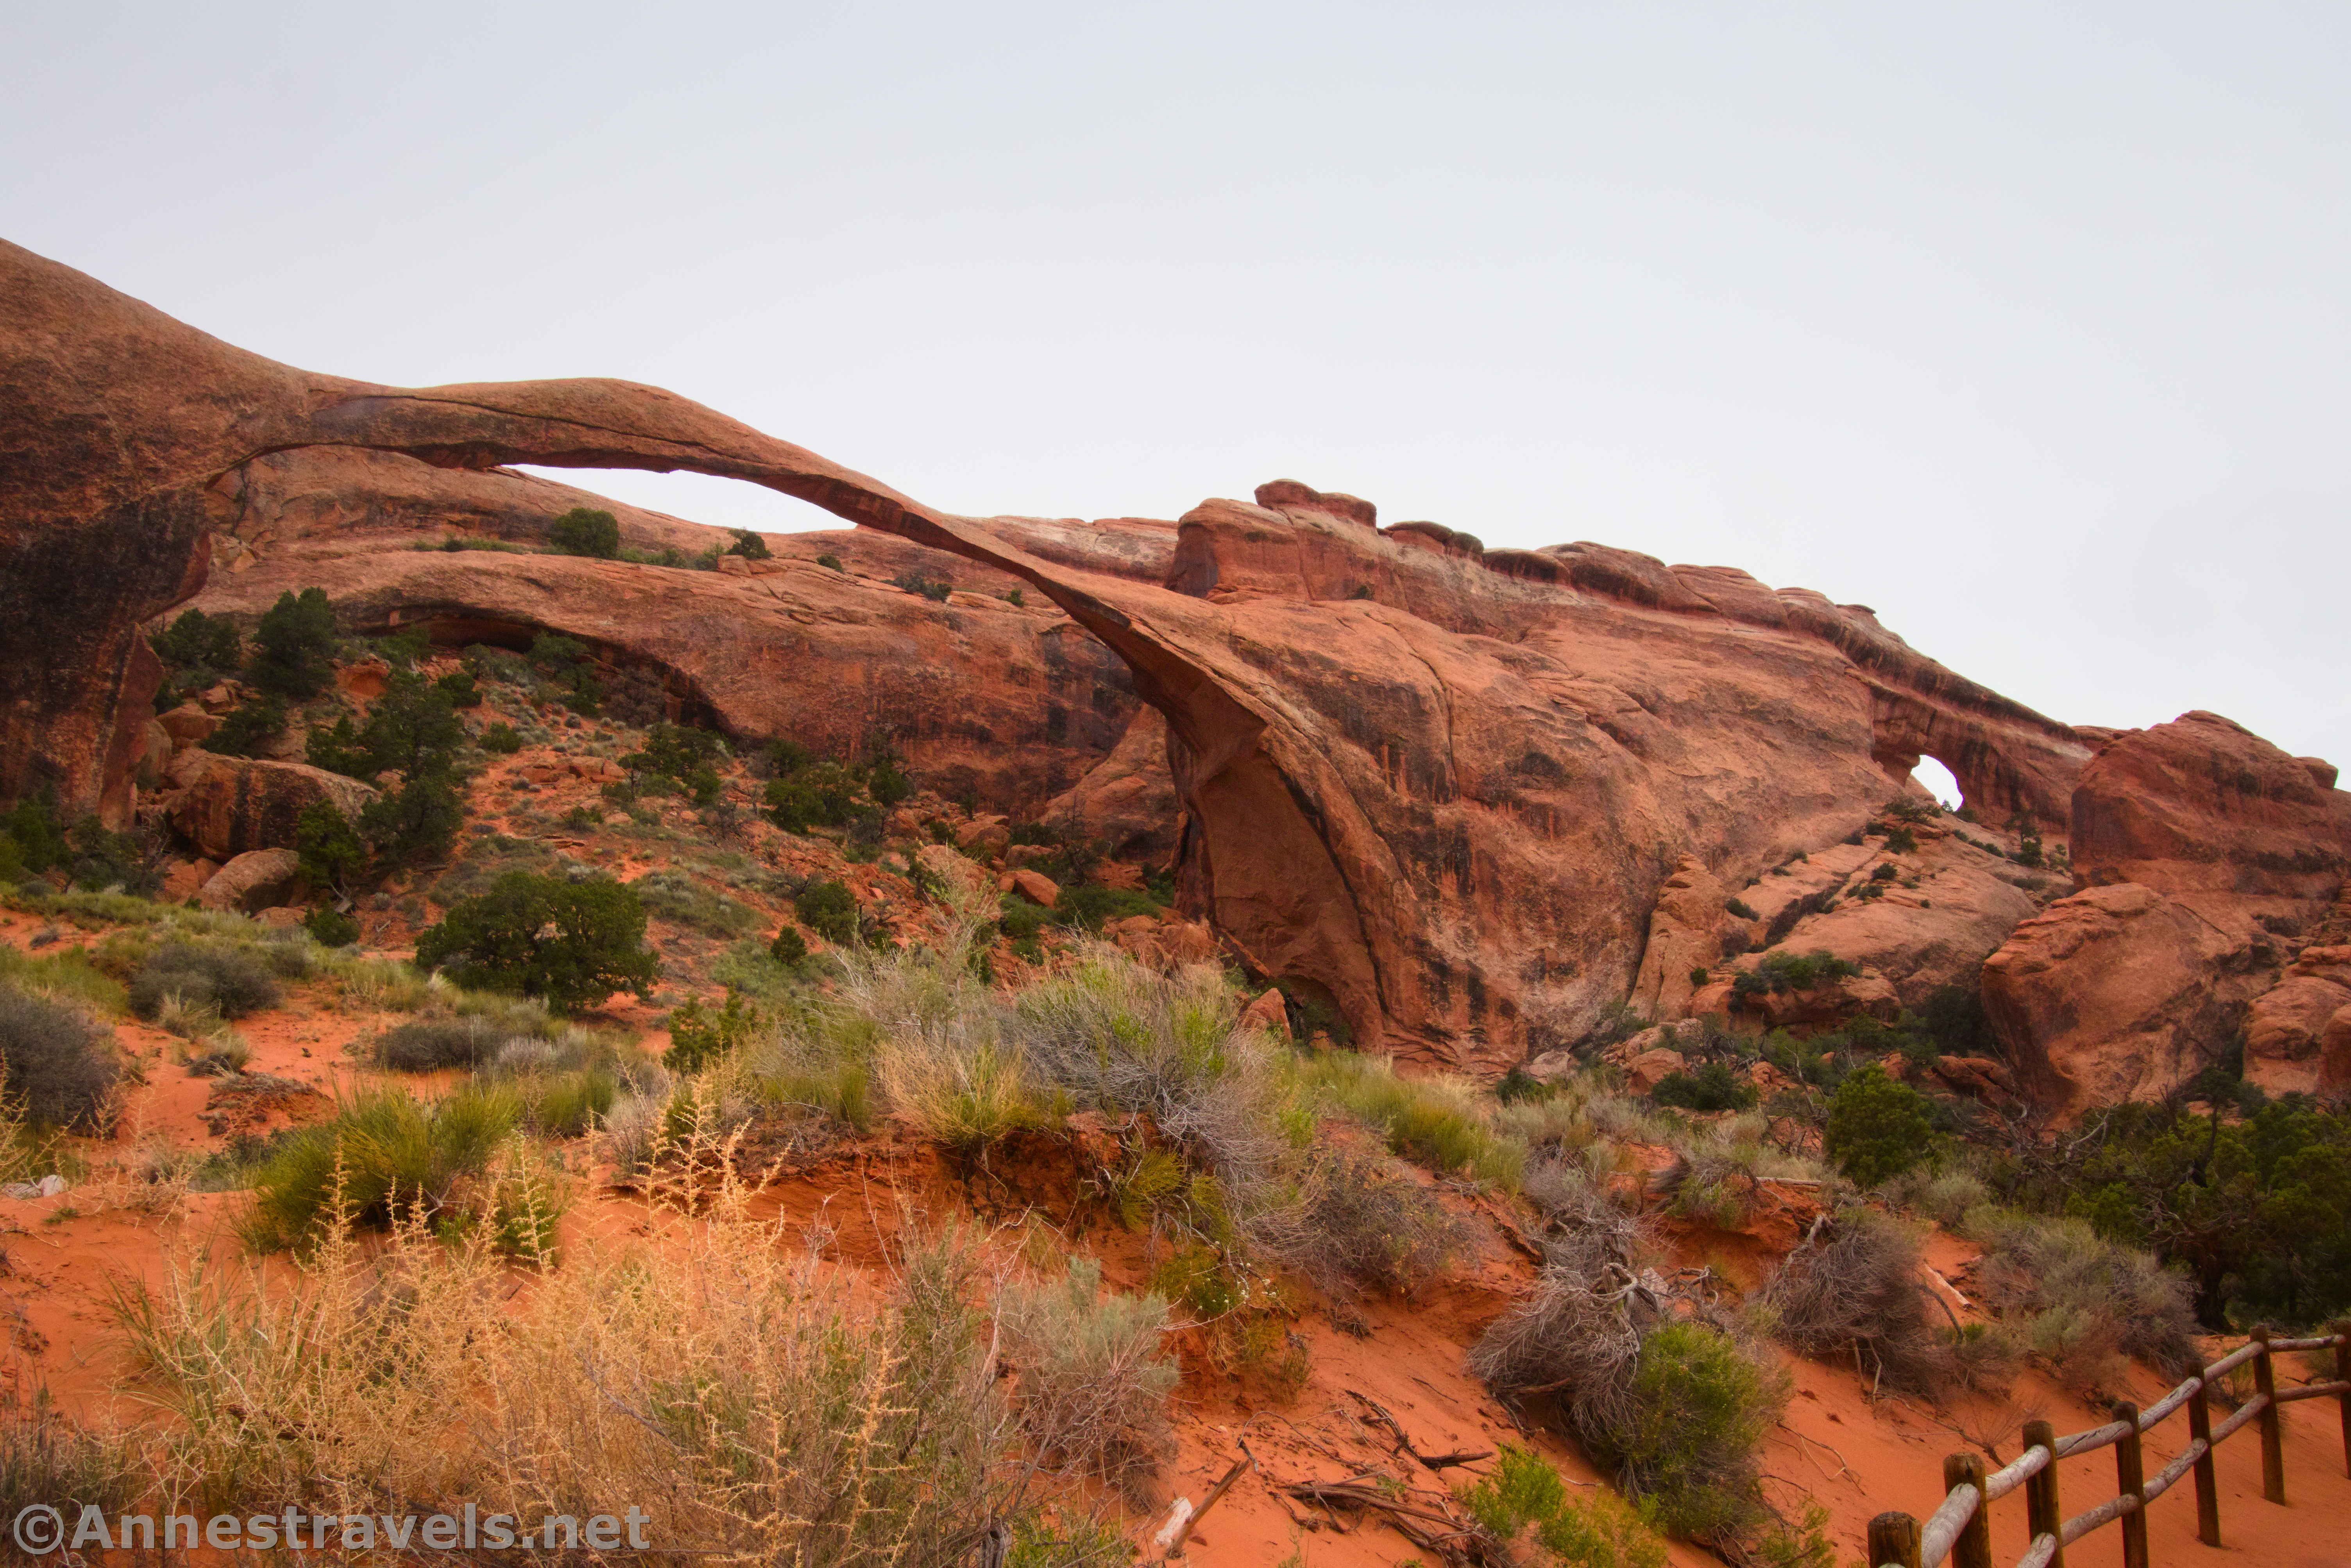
(1984, 714), (2351, 1114)
(2, 238), (2109, 1073)
(2244, 947), (2351, 1098)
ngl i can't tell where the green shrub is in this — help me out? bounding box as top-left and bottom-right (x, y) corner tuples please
(208, 696), (288, 758)
(241, 1085), (556, 1254)
(480, 721), (523, 755)
(415, 872), (660, 1012)
(375, 625), (432, 669)
(436, 669), (481, 708)
(0, 985), (122, 1128)
(372, 1015), (508, 1072)
(764, 762), (863, 834)
(527, 633), (604, 714)
(1650, 1062), (1757, 1113)
(149, 608), (242, 675)
(1882, 826), (1918, 854)
(1724, 897), (1758, 921)
(1052, 884), (1160, 932)
(247, 587), (338, 698)
(815, 552), (843, 572)
(768, 925), (809, 966)
(1618, 1322), (1782, 1540)
(295, 800), (366, 892)
(358, 773), (465, 867)
(549, 507), (621, 558)
(1972, 1210), (2199, 1378)
(1732, 949), (1861, 999)
(1823, 1064), (1935, 1186)
(303, 906), (360, 947)
(666, 991), (762, 1076)
(521, 1068), (617, 1137)
(0, 793), (67, 877)
(726, 529), (771, 559)
(129, 943), (283, 1022)
(60, 818), (165, 896)
(629, 870), (762, 938)
(1460, 1445), (1667, 1568)
(793, 879), (860, 945)
(893, 571), (953, 603)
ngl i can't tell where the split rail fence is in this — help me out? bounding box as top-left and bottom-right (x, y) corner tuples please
(1867, 1325), (2351, 1568)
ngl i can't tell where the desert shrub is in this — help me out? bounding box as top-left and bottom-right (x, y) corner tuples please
(518, 1069), (618, 1137)
(56, 817), (166, 896)
(240, 1084), (559, 1255)
(480, 721), (523, 754)
(1295, 1150), (1463, 1299)
(1460, 1444), (1667, 1568)
(630, 870), (761, 938)
(1885, 1167), (1989, 1230)
(372, 1015), (509, 1072)
(375, 625), (432, 669)
(768, 924), (808, 966)
(1617, 1322), (1782, 1540)
(1301, 1053), (1523, 1189)
(1051, 884), (1159, 932)
(301, 906), (359, 947)
(111, 1212), (1063, 1561)
(246, 587), (338, 697)
(358, 771), (465, 866)
(998, 894), (1051, 944)
(415, 872), (660, 1012)
(1723, 897), (1758, 921)
(1823, 1064), (1935, 1186)
(1755, 1208), (1980, 1396)
(149, 607), (242, 678)
(549, 507), (621, 558)
(997, 1258), (1177, 1502)
(893, 571), (953, 603)
(526, 633), (604, 714)
(1732, 949), (1860, 999)
(793, 877), (861, 944)
(0, 1401), (135, 1537)
(1971, 1210), (2198, 1379)
(815, 552), (844, 572)
(436, 668), (480, 707)
(208, 695), (288, 757)
(287, 803), (364, 897)
(129, 942), (283, 1022)
(622, 722), (728, 802)
(1882, 825), (1918, 854)
(1650, 1061), (1757, 1112)
(726, 528), (771, 559)
(666, 990), (762, 1076)
(0, 986), (122, 1129)
(764, 761), (864, 834)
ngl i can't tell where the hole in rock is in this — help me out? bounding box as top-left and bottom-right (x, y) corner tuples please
(510, 466), (848, 538)
(1910, 756), (1962, 810)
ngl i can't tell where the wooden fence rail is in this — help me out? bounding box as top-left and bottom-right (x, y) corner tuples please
(1867, 1323), (2351, 1568)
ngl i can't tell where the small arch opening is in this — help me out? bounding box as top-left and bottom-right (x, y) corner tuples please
(1911, 756), (1963, 810)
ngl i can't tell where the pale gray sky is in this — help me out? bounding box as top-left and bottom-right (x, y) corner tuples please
(6, 3), (2344, 770)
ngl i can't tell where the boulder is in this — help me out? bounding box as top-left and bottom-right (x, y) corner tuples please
(159, 857), (217, 902)
(958, 814), (1011, 857)
(2244, 947), (2351, 1097)
(1621, 1047), (1687, 1094)
(158, 703), (220, 747)
(1009, 868), (1061, 908)
(168, 752), (381, 860)
(198, 848), (303, 912)
(1240, 987), (1291, 1040)
(1983, 883), (2267, 1113)
(255, 905), (308, 928)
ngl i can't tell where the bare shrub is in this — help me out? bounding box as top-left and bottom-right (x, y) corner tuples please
(997, 1257), (1177, 1504)
(1469, 1210), (1648, 1443)
(1294, 1150), (1464, 1300)
(1755, 1208), (1995, 1396)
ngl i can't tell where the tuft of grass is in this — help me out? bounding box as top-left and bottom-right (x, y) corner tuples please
(628, 869), (763, 939)
(0, 943), (127, 1015)
(1297, 1052), (1524, 1190)
(1460, 1444), (1667, 1568)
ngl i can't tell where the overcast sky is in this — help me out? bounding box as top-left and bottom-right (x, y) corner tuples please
(6, 3), (2345, 777)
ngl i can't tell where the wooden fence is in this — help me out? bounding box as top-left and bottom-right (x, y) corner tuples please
(1867, 1325), (2351, 1568)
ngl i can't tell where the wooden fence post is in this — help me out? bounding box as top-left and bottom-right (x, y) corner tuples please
(2333, 1323), (2350, 1480)
(2024, 1419), (2066, 1568)
(2253, 1324), (2286, 1505)
(2187, 1373), (2222, 1547)
(1945, 1452), (1993, 1568)
(2112, 1400), (2148, 1568)
(1867, 1511), (1922, 1568)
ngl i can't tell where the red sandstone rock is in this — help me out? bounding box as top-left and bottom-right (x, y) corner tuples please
(1010, 869), (1061, 907)
(1239, 988), (1290, 1040)
(166, 752), (381, 861)
(197, 848), (303, 912)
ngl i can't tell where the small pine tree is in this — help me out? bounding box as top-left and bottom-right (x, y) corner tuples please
(1823, 1063), (1936, 1186)
(415, 871), (660, 1011)
(248, 588), (339, 697)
